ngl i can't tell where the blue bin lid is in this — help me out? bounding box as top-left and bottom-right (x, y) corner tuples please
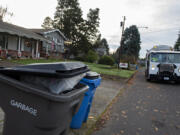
(84, 71), (100, 79)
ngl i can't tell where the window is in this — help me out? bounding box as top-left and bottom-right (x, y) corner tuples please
(57, 45), (61, 52)
(0, 35), (6, 49)
(151, 53), (180, 63)
(24, 39), (32, 52)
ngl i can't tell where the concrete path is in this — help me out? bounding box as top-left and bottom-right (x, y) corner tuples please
(92, 70), (180, 135)
(0, 61), (22, 67)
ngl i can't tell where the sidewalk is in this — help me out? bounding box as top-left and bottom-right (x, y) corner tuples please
(0, 61), (22, 67)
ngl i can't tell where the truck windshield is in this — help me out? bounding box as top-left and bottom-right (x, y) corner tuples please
(150, 53), (180, 63)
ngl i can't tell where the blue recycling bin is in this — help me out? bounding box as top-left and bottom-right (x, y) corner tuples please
(70, 72), (101, 129)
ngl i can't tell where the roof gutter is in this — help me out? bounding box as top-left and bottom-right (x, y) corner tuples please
(0, 28), (50, 42)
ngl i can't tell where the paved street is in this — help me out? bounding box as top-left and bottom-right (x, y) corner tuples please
(92, 69), (180, 135)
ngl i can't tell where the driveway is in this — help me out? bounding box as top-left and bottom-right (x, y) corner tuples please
(92, 69), (180, 135)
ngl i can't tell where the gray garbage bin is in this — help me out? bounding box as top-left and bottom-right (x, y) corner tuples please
(0, 62), (89, 135)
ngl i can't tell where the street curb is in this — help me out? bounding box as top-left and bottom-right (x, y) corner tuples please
(126, 70), (138, 83)
(85, 71), (138, 135)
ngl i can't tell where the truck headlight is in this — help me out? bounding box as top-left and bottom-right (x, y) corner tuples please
(178, 68), (180, 73)
(151, 65), (155, 70)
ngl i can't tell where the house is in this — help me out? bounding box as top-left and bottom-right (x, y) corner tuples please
(0, 21), (66, 59)
(0, 21), (48, 58)
(30, 29), (66, 58)
(95, 44), (107, 56)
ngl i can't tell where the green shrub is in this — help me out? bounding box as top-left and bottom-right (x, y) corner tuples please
(85, 50), (99, 63)
(98, 55), (115, 66)
(75, 56), (85, 61)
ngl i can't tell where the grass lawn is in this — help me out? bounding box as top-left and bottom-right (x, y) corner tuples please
(10, 59), (135, 78)
(10, 59), (63, 65)
(85, 62), (135, 78)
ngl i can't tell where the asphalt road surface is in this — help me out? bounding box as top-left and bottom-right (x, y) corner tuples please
(92, 69), (180, 135)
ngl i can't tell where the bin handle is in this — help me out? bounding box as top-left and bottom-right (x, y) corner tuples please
(0, 74), (88, 102)
(70, 99), (80, 108)
(70, 99), (81, 114)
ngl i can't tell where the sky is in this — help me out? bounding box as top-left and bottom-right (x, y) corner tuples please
(1, 0), (180, 58)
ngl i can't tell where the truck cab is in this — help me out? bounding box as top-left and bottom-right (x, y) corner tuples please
(145, 45), (180, 81)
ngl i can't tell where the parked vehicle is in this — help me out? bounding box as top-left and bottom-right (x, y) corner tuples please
(119, 63), (128, 69)
(145, 45), (180, 81)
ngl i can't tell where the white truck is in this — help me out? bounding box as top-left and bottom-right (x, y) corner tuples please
(145, 45), (180, 81)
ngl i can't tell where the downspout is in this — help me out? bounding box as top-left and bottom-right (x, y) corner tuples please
(18, 36), (21, 58)
(36, 41), (39, 58)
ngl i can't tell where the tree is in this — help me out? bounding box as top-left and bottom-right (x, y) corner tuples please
(93, 34), (101, 48)
(93, 36), (109, 55)
(174, 32), (180, 51)
(85, 50), (99, 63)
(77, 8), (100, 54)
(83, 8), (100, 43)
(101, 38), (109, 55)
(53, 0), (84, 55)
(54, 0), (83, 38)
(41, 16), (53, 29)
(52, 0), (100, 56)
(111, 52), (119, 63)
(0, 6), (13, 21)
(119, 25), (141, 63)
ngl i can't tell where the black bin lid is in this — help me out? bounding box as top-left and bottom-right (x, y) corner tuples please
(84, 71), (100, 79)
(0, 62), (90, 78)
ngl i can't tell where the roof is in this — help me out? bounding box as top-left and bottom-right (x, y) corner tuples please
(149, 50), (180, 54)
(150, 45), (173, 51)
(0, 21), (48, 42)
(29, 29), (53, 34)
(30, 29), (67, 40)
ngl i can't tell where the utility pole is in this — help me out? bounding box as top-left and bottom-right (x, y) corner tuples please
(118, 16), (126, 69)
(137, 26), (148, 29)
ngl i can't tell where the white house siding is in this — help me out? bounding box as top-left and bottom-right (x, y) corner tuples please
(8, 35), (18, 50)
(21, 38), (24, 51)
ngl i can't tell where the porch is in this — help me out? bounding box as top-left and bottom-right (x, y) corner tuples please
(0, 21), (49, 59)
(0, 33), (41, 59)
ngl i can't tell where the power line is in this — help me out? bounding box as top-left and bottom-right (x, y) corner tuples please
(141, 36), (170, 45)
(141, 26), (180, 34)
(141, 37), (158, 44)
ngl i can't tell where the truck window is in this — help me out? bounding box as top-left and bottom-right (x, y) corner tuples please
(150, 53), (180, 63)
(151, 53), (159, 62)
